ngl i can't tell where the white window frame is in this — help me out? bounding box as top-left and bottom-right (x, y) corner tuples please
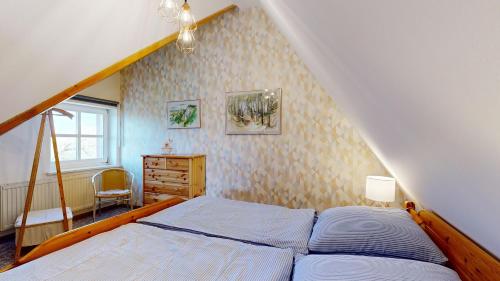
(50, 102), (110, 170)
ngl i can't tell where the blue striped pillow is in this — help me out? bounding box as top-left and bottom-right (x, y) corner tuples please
(308, 206), (448, 264)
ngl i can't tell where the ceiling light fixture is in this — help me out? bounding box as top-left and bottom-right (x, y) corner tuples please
(176, 28), (196, 54)
(178, 0), (197, 31)
(158, 0), (198, 54)
(176, 0), (197, 54)
(158, 0), (179, 23)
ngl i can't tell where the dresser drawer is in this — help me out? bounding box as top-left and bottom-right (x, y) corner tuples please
(144, 192), (183, 205)
(166, 158), (189, 171)
(144, 169), (189, 184)
(144, 157), (167, 169)
(142, 155), (205, 206)
(144, 181), (189, 196)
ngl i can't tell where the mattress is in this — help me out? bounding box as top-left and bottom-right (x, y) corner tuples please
(0, 223), (294, 281)
(293, 255), (461, 281)
(138, 196), (315, 255)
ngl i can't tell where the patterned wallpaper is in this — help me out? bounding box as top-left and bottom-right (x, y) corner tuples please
(120, 8), (404, 209)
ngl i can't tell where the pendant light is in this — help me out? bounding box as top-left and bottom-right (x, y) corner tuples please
(158, 0), (179, 23)
(178, 0), (197, 31)
(176, 28), (195, 54)
(158, 0), (198, 54)
(176, 0), (197, 54)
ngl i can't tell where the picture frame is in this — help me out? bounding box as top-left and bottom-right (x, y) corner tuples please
(225, 89), (282, 135)
(167, 99), (201, 129)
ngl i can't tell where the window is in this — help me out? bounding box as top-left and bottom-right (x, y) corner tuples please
(50, 102), (109, 169)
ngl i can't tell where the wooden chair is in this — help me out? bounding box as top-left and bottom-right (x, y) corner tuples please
(91, 168), (134, 221)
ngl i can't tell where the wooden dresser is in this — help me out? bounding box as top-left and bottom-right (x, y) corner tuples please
(142, 154), (206, 205)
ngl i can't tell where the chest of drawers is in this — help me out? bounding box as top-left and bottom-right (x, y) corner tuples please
(142, 154), (206, 205)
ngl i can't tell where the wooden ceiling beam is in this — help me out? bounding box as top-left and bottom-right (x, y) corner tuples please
(0, 4), (237, 136)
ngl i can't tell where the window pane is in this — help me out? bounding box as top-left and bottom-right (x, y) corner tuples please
(81, 137), (104, 160)
(81, 112), (104, 135)
(50, 137), (77, 161)
(53, 111), (77, 134)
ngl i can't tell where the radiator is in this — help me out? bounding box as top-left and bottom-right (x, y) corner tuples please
(0, 171), (96, 231)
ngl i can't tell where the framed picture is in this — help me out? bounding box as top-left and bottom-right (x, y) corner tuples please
(167, 99), (201, 129)
(225, 88), (282, 135)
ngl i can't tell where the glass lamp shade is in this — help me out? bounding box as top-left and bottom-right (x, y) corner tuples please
(365, 176), (396, 202)
(158, 0), (180, 23)
(179, 1), (197, 31)
(176, 28), (195, 54)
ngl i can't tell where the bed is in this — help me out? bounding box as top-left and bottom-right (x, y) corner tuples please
(0, 197), (309, 281)
(1, 197), (498, 281)
(137, 196), (315, 255)
(0, 223), (293, 281)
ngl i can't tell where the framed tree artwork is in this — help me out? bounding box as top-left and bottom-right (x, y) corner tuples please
(225, 89), (282, 135)
(167, 99), (201, 129)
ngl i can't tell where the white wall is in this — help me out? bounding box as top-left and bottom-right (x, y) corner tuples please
(0, 75), (121, 185)
(79, 73), (121, 102)
(262, 0), (500, 256)
(0, 0), (233, 124)
(0, 116), (51, 185)
(120, 8), (399, 209)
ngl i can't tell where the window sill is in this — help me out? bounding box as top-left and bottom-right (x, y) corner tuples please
(46, 164), (122, 176)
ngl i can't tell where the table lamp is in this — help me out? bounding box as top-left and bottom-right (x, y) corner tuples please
(365, 176), (396, 207)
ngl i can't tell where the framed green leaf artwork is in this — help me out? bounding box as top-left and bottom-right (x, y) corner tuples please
(226, 89), (282, 135)
(167, 99), (201, 129)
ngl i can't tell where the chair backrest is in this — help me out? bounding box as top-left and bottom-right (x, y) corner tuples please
(102, 169), (127, 191)
(92, 169), (134, 192)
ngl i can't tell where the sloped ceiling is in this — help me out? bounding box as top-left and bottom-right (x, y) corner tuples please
(0, 0), (232, 123)
(261, 0), (500, 256)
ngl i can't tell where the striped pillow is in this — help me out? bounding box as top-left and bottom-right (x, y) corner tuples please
(308, 206), (448, 264)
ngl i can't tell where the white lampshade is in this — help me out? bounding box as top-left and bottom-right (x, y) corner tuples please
(365, 176), (396, 202)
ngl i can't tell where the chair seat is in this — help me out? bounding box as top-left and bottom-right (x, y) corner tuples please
(97, 189), (131, 197)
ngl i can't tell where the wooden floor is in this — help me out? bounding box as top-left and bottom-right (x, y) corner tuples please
(0, 205), (131, 269)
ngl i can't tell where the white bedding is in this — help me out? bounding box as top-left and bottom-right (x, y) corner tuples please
(0, 223), (294, 281)
(138, 196), (315, 255)
(293, 255), (461, 281)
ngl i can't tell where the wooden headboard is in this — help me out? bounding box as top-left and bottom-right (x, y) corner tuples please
(405, 201), (500, 281)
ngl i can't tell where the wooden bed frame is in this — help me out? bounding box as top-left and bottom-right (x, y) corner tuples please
(2, 198), (499, 281)
(405, 201), (499, 281)
(0, 197), (185, 272)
